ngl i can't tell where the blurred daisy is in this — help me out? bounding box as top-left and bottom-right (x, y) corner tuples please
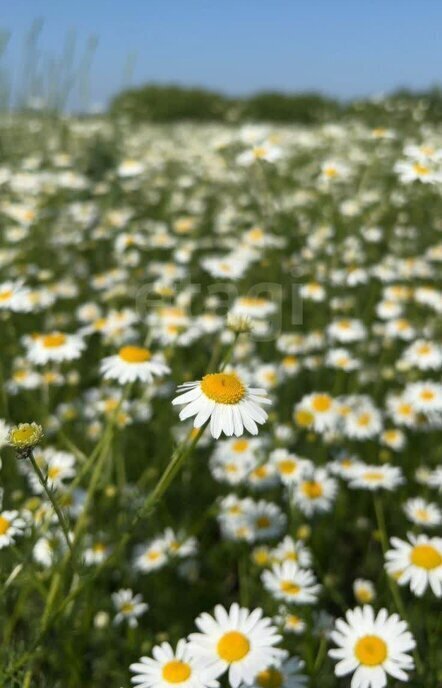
(404, 381), (442, 413)
(172, 372), (271, 439)
(112, 588), (148, 628)
(347, 464), (404, 491)
(353, 579), (376, 604)
(188, 603), (285, 688)
(100, 345), (170, 384)
(329, 606), (415, 687)
(130, 639), (219, 688)
(251, 657), (307, 688)
(0, 280), (31, 312)
(293, 469), (338, 516)
(385, 533), (442, 597)
(134, 539), (168, 573)
(403, 497), (442, 528)
(269, 449), (311, 486)
(262, 562), (320, 605)
(274, 608), (306, 634)
(0, 510), (26, 548)
(26, 332), (85, 365)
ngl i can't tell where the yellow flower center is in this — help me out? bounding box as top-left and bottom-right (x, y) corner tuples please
(162, 661), (192, 683)
(302, 481), (323, 499)
(363, 471), (383, 482)
(256, 668), (283, 688)
(413, 163), (430, 176)
(419, 389), (435, 402)
(355, 588), (373, 603)
(280, 580), (301, 595)
(118, 345), (151, 363)
(417, 344), (431, 355)
(357, 413), (371, 427)
(0, 516), (11, 535)
(47, 466), (61, 480)
(217, 631), (250, 662)
(232, 439), (249, 453)
(295, 409), (314, 427)
(415, 509), (429, 522)
(200, 373), (246, 404)
(278, 460), (296, 475)
(324, 166), (338, 178)
(256, 516), (271, 529)
(121, 602), (135, 613)
(354, 635), (387, 666)
(253, 146), (267, 159)
(10, 426), (36, 444)
(311, 394), (332, 413)
(410, 544), (442, 570)
(0, 290), (13, 302)
(42, 334), (67, 348)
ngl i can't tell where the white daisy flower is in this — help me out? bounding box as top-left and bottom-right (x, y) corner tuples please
(403, 497), (442, 528)
(172, 372), (271, 439)
(385, 533), (442, 597)
(100, 345), (170, 384)
(26, 332), (85, 365)
(404, 381), (442, 413)
(130, 639), (219, 688)
(134, 539), (168, 573)
(269, 449), (312, 486)
(0, 510), (26, 548)
(262, 562), (320, 605)
(347, 464), (404, 492)
(187, 603), (286, 688)
(292, 469), (338, 517)
(353, 579), (376, 604)
(270, 536), (312, 568)
(112, 588), (148, 628)
(273, 608), (306, 635)
(0, 280), (31, 312)
(251, 657), (307, 688)
(329, 605), (415, 688)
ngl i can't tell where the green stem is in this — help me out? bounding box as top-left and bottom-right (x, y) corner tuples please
(28, 452), (73, 555)
(312, 635), (328, 675)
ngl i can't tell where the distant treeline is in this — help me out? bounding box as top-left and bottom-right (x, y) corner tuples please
(110, 84), (442, 125)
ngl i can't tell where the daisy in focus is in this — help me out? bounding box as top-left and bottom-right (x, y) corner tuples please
(100, 345), (170, 384)
(329, 605), (415, 688)
(172, 371), (271, 439)
(187, 603), (285, 688)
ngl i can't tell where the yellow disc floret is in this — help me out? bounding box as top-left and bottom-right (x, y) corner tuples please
(200, 373), (246, 404)
(354, 635), (387, 666)
(118, 345), (152, 363)
(217, 631), (250, 662)
(162, 660), (192, 683)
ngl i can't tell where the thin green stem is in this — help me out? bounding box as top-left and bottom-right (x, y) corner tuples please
(28, 452), (73, 555)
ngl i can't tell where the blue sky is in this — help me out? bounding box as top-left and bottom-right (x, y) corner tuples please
(2, 0), (442, 108)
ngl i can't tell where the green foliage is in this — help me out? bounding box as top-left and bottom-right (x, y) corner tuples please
(110, 84), (229, 122)
(242, 91), (341, 123)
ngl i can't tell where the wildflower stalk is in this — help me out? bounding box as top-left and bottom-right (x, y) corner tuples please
(373, 493), (424, 675)
(28, 451), (73, 554)
(312, 635), (328, 675)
